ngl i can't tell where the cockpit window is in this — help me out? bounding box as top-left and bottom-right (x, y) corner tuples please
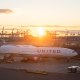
(72, 50), (76, 53)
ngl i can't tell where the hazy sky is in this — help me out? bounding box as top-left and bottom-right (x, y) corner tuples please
(0, 0), (80, 27)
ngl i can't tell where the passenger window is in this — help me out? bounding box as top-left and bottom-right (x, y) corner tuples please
(57, 50), (61, 53)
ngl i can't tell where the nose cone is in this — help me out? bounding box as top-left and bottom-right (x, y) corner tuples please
(72, 52), (78, 56)
(67, 50), (78, 57)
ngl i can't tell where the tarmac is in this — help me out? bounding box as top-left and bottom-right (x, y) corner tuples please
(0, 59), (80, 73)
(0, 59), (80, 80)
(0, 67), (80, 80)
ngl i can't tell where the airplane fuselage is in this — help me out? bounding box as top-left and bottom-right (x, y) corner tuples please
(0, 45), (78, 60)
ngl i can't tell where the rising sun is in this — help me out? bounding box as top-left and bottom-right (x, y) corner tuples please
(37, 27), (45, 37)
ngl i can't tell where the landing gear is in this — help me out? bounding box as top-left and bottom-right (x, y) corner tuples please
(3, 54), (15, 63)
(21, 58), (28, 62)
(21, 57), (42, 62)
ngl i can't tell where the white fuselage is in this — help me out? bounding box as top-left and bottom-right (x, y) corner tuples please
(0, 45), (78, 58)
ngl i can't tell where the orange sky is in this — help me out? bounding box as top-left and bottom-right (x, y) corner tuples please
(0, 0), (80, 27)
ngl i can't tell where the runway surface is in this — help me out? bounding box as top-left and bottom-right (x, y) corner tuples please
(0, 59), (80, 80)
(0, 59), (80, 73)
(0, 67), (80, 80)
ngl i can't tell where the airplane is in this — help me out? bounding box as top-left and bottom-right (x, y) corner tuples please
(0, 44), (78, 62)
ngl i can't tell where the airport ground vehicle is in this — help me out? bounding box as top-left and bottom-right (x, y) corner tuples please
(67, 66), (80, 73)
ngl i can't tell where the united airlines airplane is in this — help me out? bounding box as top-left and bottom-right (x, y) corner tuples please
(0, 44), (78, 61)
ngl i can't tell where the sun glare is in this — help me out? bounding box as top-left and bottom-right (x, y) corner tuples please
(37, 27), (45, 37)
